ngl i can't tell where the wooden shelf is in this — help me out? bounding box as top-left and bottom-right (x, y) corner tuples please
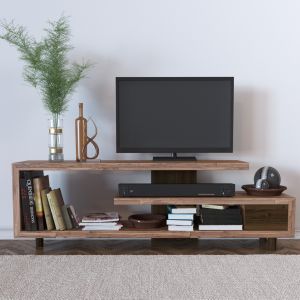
(12, 159), (296, 250)
(13, 160), (249, 171)
(17, 228), (293, 239)
(114, 192), (295, 205)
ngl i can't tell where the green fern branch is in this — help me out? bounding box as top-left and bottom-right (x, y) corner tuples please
(0, 16), (91, 116)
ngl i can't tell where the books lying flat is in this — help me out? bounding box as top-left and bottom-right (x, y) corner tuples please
(202, 204), (229, 210)
(82, 224), (123, 231)
(81, 212), (119, 223)
(168, 225), (194, 231)
(170, 207), (197, 214)
(168, 214), (194, 220)
(79, 222), (118, 226)
(198, 225), (243, 231)
(166, 220), (193, 226)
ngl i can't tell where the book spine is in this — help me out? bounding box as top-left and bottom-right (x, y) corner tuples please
(33, 176), (50, 231)
(67, 206), (79, 229)
(41, 189), (55, 230)
(34, 193), (45, 231)
(61, 205), (73, 230)
(25, 178), (37, 231)
(47, 191), (66, 230)
(19, 179), (32, 231)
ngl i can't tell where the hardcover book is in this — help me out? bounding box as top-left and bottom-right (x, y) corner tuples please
(33, 175), (50, 230)
(20, 178), (33, 231)
(199, 206), (243, 230)
(41, 188), (55, 230)
(20, 171), (43, 231)
(67, 205), (80, 229)
(168, 225), (194, 231)
(201, 204), (229, 210)
(166, 220), (193, 226)
(168, 214), (194, 220)
(171, 207), (197, 214)
(61, 205), (73, 230)
(82, 224), (123, 231)
(78, 222), (118, 226)
(81, 212), (119, 223)
(47, 189), (66, 230)
(198, 225), (243, 230)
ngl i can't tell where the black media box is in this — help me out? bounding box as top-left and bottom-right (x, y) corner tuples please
(118, 183), (235, 197)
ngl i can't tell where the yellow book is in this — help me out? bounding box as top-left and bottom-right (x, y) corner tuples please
(47, 189), (66, 230)
(41, 188), (55, 230)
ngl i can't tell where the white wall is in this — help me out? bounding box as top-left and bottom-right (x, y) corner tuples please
(1, 0), (300, 236)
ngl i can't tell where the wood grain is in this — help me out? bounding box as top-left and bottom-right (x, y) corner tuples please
(12, 164), (21, 237)
(13, 160), (249, 171)
(114, 192), (295, 205)
(12, 160), (296, 242)
(16, 228), (293, 239)
(243, 205), (288, 231)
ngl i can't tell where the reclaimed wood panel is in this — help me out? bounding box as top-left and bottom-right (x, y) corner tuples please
(13, 160), (249, 171)
(244, 205), (289, 231)
(114, 192), (295, 205)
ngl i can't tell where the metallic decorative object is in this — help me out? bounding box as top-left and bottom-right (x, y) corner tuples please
(49, 115), (64, 161)
(254, 166), (281, 189)
(83, 118), (100, 160)
(75, 103), (99, 161)
(75, 103), (88, 161)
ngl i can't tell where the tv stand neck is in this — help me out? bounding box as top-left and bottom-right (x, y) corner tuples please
(153, 153), (196, 161)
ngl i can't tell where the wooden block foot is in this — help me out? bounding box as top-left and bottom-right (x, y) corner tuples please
(36, 238), (44, 249)
(259, 238), (277, 251)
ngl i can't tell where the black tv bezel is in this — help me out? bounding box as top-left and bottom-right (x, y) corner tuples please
(116, 77), (234, 153)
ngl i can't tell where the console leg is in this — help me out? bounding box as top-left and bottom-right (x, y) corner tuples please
(36, 238), (44, 249)
(259, 238), (277, 251)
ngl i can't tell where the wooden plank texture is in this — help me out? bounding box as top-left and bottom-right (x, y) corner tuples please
(13, 160), (249, 171)
(12, 160), (296, 241)
(114, 192), (295, 206)
(243, 205), (288, 231)
(16, 229), (293, 239)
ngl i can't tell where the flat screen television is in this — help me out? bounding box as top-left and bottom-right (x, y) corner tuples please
(116, 77), (233, 157)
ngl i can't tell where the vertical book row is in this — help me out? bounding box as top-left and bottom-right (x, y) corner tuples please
(19, 171), (80, 231)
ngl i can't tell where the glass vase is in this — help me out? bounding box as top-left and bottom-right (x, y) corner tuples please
(48, 114), (64, 161)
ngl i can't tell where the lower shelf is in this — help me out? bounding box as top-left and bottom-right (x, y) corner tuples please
(16, 228), (293, 239)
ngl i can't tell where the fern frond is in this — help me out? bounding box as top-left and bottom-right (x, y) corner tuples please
(0, 16), (91, 115)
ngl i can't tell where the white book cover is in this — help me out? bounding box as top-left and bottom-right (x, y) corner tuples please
(82, 224), (123, 231)
(168, 214), (194, 220)
(79, 222), (117, 226)
(171, 208), (197, 214)
(166, 220), (193, 226)
(202, 204), (229, 210)
(168, 225), (194, 231)
(198, 225), (243, 231)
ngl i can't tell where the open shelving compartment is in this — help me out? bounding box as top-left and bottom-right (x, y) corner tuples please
(12, 160), (296, 250)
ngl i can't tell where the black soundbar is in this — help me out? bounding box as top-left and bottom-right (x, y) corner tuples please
(118, 183), (235, 197)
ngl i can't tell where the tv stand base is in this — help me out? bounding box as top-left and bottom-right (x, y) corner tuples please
(153, 153), (196, 161)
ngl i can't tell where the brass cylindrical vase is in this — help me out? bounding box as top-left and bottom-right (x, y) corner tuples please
(49, 115), (64, 161)
(75, 103), (88, 161)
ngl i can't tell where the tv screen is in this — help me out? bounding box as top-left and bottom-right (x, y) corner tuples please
(116, 77), (233, 153)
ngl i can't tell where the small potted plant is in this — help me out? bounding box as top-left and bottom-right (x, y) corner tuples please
(0, 16), (91, 161)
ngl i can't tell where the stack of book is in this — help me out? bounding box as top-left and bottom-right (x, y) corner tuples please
(167, 206), (197, 231)
(198, 205), (243, 230)
(20, 171), (80, 231)
(79, 212), (123, 231)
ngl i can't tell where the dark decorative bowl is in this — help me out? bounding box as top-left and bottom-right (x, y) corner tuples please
(242, 184), (287, 196)
(128, 214), (166, 229)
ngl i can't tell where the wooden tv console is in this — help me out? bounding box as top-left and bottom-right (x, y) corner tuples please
(12, 160), (296, 251)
